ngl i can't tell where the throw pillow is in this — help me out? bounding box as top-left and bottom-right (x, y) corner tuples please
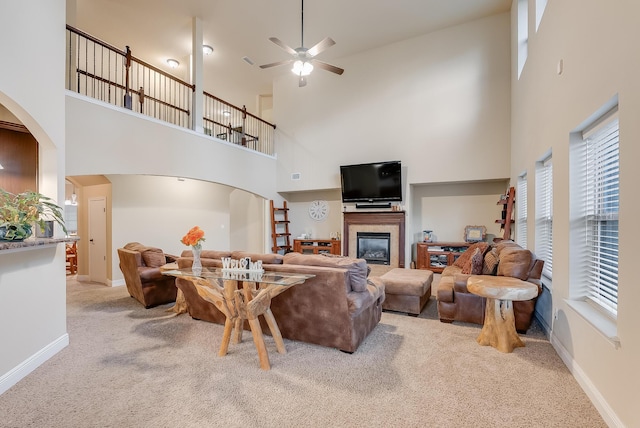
(461, 248), (482, 274)
(453, 242), (489, 269)
(470, 248), (484, 274)
(141, 248), (165, 267)
(497, 247), (533, 280)
(482, 248), (499, 275)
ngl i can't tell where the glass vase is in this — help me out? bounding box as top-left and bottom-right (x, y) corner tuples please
(192, 244), (202, 274)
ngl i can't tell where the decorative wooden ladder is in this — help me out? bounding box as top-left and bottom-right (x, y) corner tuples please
(270, 200), (292, 254)
(496, 186), (516, 240)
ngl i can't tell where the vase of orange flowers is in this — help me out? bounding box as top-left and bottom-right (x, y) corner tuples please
(180, 226), (205, 272)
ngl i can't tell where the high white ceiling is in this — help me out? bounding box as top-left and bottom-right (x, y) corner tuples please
(72, 0), (511, 107)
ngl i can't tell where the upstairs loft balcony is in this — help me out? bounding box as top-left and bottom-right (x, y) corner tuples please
(65, 25), (276, 156)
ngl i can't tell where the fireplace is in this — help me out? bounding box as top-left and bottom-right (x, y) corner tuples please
(343, 211), (405, 268)
(357, 232), (391, 265)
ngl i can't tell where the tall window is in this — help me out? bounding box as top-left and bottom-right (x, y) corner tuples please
(536, 155), (553, 284)
(535, 0), (548, 31)
(517, 0), (529, 78)
(516, 173), (528, 248)
(571, 110), (619, 317)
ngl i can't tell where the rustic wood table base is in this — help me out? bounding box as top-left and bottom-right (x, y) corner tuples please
(193, 277), (286, 370)
(477, 298), (524, 353)
(467, 275), (538, 353)
(162, 268), (312, 370)
(160, 263), (188, 315)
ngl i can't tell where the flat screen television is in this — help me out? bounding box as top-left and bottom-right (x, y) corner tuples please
(340, 161), (402, 203)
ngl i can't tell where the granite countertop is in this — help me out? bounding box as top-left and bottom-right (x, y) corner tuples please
(0, 236), (80, 252)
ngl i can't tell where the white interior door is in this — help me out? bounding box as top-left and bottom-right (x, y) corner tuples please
(88, 197), (107, 284)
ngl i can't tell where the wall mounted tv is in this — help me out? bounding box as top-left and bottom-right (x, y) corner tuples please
(340, 161), (402, 203)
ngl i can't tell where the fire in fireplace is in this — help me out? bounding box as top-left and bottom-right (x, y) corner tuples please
(357, 232), (391, 265)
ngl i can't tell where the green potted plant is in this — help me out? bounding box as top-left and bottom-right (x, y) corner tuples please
(0, 189), (67, 241)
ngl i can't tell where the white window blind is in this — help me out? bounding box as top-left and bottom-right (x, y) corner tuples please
(580, 117), (620, 316)
(516, 174), (528, 248)
(536, 156), (553, 282)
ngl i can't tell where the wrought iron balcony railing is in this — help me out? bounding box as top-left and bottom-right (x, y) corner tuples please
(65, 25), (276, 156)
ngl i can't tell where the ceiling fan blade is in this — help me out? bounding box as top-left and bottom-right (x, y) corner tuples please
(299, 75), (307, 87)
(310, 59), (344, 75)
(268, 37), (297, 56)
(307, 37), (336, 57)
(259, 59), (294, 69)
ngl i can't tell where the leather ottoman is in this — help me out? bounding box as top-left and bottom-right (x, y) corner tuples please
(381, 268), (433, 316)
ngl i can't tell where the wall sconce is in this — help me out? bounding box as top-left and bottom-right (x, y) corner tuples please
(166, 59), (179, 68)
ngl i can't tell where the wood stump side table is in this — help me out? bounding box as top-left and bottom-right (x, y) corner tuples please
(467, 275), (538, 353)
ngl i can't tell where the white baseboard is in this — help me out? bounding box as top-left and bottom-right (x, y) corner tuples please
(76, 275), (124, 287)
(0, 334), (69, 395)
(550, 332), (623, 428)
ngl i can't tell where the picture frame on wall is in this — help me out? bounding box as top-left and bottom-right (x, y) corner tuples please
(464, 225), (486, 242)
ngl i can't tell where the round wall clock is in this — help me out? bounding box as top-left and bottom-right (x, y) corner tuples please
(309, 200), (329, 221)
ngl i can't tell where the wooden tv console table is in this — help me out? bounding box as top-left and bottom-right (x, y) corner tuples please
(416, 242), (471, 273)
(293, 239), (341, 255)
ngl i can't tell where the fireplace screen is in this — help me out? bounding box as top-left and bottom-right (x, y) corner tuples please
(357, 232), (391, 265)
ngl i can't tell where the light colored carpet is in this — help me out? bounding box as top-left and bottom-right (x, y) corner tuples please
(0, 277), (606, 428)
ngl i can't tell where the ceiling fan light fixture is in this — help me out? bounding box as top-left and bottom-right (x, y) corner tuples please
(292, 60), (313, 76)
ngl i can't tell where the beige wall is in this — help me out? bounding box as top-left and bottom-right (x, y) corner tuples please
(275, 14), (512, 266)
(106, 175), (265, 285)
(273, 12), (511, 194)
(511, 0), (640, 426)
(410, 180), (509, 250)
(0, 0), (67, 394)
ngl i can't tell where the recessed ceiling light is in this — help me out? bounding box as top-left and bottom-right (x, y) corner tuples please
(166, 59), (179, 68)
(203, 45), (214, 55)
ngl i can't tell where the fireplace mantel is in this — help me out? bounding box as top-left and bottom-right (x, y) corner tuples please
(343, 211), (405, 268)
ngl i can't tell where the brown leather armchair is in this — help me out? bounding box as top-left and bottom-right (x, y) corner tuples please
(117, 242), (178, 308)
(436, 240), (544, 333)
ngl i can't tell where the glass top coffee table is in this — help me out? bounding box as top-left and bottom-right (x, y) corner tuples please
(163, 267), (314, 370)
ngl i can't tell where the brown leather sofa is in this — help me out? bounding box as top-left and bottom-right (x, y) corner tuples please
(117, 242), (179, 308)
(436, 240), (543, 333)
(174, 250), (385, 353)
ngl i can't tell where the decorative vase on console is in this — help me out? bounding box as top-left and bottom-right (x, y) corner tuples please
(181, 226), (205, 275)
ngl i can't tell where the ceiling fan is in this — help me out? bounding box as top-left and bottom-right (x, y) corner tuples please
(259, 0), (344, 87)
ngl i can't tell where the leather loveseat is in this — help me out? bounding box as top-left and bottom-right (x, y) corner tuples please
(175, 250), (385, 353)
(117, 242), (179, 308)
(436, 240), (544, 333)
